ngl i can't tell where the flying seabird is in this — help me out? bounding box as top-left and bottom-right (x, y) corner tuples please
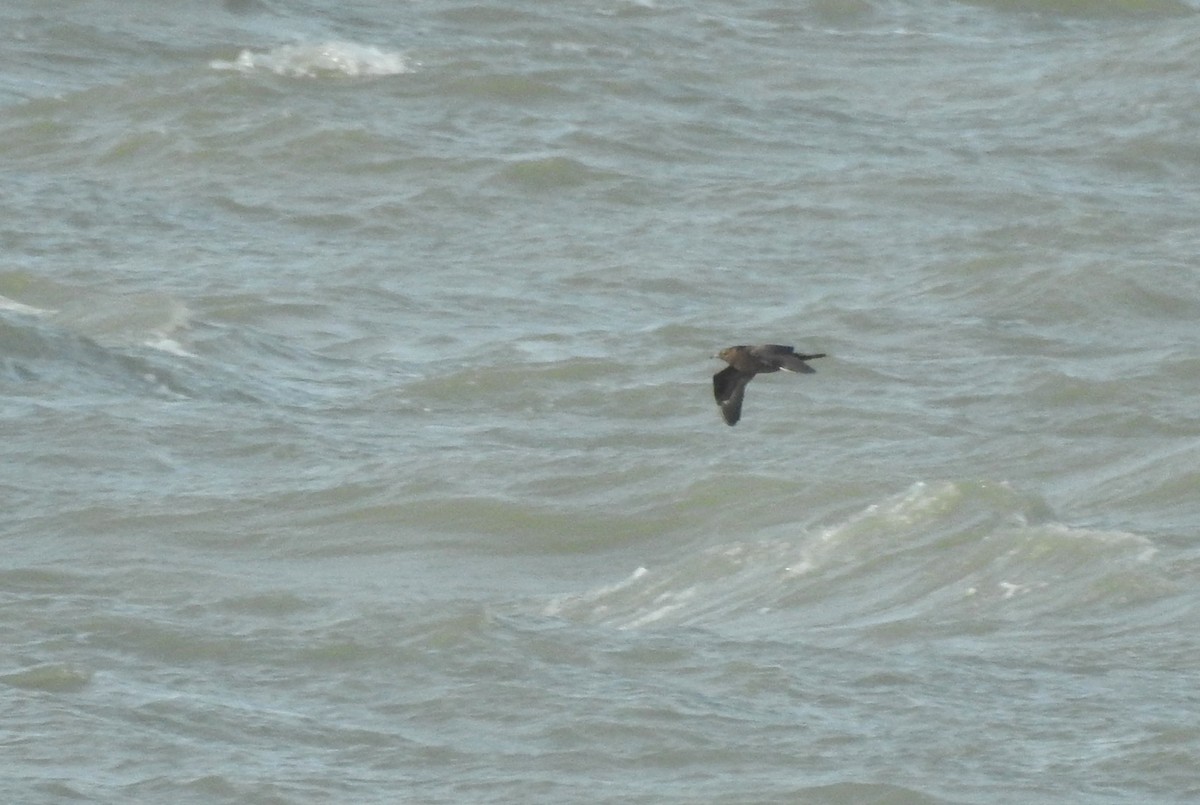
(712, 344), (826, 426)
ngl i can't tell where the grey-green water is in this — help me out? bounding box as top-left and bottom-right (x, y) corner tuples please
(4, 1), (1200, 802)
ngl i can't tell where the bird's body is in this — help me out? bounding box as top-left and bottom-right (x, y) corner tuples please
(712, 344), (825, 426)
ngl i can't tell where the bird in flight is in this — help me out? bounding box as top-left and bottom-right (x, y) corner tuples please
(712, 344), (826, 426)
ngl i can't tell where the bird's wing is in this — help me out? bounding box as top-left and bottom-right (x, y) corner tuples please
(777, 355), (825, 374)
(747, 344), (790, 360)
(713, 366), (751, 426)
(712, 366), (744, 403)
(747, 345), (825, 373)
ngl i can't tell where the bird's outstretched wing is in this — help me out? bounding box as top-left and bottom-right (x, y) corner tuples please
(713, 366), (752, 426)
(750, 345), (826, 374)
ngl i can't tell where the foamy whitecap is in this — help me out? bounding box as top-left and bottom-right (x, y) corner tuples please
(143, 336), (196, 358)
(211, 41), (413, 78)
(0, 294), (54, 316)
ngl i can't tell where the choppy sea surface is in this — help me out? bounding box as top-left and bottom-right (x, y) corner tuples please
(4, 1), (1200, 802)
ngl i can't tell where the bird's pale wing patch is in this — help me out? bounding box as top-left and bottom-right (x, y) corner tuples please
(776, 352), (825, 373)
(720, 382), (746, 425)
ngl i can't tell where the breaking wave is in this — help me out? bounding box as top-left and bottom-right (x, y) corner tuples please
(542, 480), (1166, 639)
(211, 41), (414, 78)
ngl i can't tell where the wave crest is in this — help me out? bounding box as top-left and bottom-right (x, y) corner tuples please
(211, 41), (413, 78)
(541, 481), (1166, 637)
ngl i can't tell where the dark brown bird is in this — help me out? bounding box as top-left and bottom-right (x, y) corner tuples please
(712, 345), (826, 426)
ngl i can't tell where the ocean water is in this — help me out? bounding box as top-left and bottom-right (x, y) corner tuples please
(4, 0), (1200, 802)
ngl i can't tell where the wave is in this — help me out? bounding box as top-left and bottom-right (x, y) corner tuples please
(969, 0), (1197, 19)
(0, 663), (91, 693)
(0, 306), (202, 401)
(0, 294), (55, 317)
(0, 273), (418, 410)
(0, 274), (274, 403)
(210, 41), (414, 78)
(541, 480), (1166, 639)
(0, 273), (195, 356)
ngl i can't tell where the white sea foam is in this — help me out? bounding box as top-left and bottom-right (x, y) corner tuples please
(0, 295), (55, 316)
(143, 336), (196, 358)
(541, 479), (1166, 635)
(211, 41), (414, 78)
